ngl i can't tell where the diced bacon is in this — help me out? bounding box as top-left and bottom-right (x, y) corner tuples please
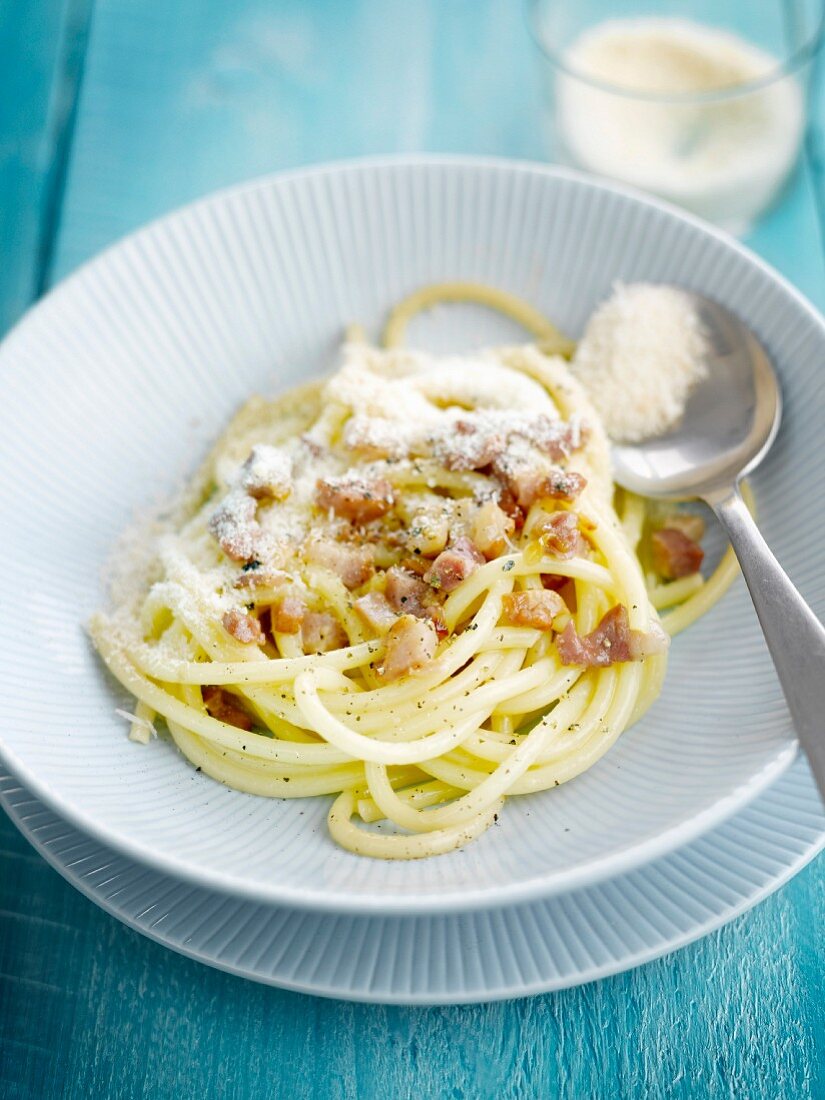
(305, 539), (374, 589)
(354, 592), (398, 635)
(561, 579), (577, 612)
(493, 461), (542, 510)
(533, 417), (590, 462)
(455, 535), (490, 564)
(531, 511), (587, 559)
(385, 567), (430, 616)
(202, 685), (254, 731)
(557, 605), (632, 667)
(384, 566), (448, 636)
(221, 609), (263, 644)
(502, 590), (566, 630)
(239, 445), (292, 500)
(539, 468), (587, 503)
(208, 489), (259, 562)
(435, 420), (505, 471)
(380, 615), (438, 681)
(541, 575), (578, 614)
(660, 512), (706, 543)
(471, 501), (514, 560)
(271, 594), (306, 634)
(651, 528), (704, 580)
(557, 605), (669, 667)
(256, 606), (273, 639)
(431, 412), (588, 470)
(494, 460), (587, 509)
(424, 537), (485, 593)
(301, 611), (348, 654)
(316, 475), (394, 523)
(496, 486), (526, 531)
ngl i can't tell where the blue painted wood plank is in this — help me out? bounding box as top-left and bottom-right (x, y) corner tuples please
(746, 161), (825, 312)
(1, 0), (824, 1097)
(0, 0), (91, 332)
(50, 0), (544, 279)
(0, 806), (822, 1100)
(50, 0), (825, 313)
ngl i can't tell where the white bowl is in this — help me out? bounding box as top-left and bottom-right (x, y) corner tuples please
(3, 755), (822, 1003)
(1, 157), (821, 915)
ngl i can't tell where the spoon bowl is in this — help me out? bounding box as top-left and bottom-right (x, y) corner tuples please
(612, 292), (783, 502)
(611, 289), (825, 802)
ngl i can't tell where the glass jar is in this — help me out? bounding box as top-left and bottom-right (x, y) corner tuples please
(528, 0), (825, 234)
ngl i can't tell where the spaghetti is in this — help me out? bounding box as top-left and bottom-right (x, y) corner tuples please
(90, 284), (739, 859)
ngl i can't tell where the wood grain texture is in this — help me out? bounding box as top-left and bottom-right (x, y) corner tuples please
(1, 0), (824, 1097)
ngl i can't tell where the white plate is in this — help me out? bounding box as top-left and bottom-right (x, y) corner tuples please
(1, 754), (821, 1004)
(1, 157), (823, 914)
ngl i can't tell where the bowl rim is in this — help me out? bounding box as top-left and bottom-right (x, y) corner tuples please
(2, 757), (822, 1004)
(0, 153), (815, 915)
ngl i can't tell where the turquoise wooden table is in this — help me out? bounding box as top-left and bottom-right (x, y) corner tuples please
(1, 2), (823, 1097)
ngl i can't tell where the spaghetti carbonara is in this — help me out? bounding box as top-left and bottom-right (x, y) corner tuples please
(90, 285), (737, 859)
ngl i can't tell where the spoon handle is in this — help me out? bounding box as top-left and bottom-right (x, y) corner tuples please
(710, 484), (825, 801)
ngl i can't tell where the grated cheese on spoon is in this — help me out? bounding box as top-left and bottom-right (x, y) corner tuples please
(571, 283), (708, 444)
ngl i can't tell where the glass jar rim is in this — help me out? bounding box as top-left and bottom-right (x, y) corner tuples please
(525, 0), (825, 104)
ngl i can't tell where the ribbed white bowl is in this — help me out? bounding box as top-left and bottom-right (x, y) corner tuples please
(1, 755), (822, 1003)
(0, 158), (822, 914)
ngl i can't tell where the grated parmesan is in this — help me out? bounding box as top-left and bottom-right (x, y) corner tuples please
(571, 283), (708, 444)
(239, 444), (293, 499)
(116, 707), (157, 744)
(202, 343), (586, 573)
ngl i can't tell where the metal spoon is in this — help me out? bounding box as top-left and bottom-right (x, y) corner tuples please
(611, 291), (825, 800)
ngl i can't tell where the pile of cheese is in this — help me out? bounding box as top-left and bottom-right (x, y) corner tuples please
(571, 282), (707, 443)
